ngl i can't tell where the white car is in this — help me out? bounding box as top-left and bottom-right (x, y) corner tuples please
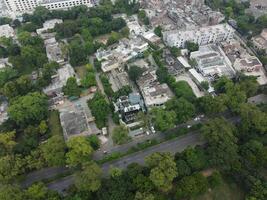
(151, 126), (156, 134)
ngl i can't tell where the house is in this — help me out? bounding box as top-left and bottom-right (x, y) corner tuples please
(115, 93), (145, 123)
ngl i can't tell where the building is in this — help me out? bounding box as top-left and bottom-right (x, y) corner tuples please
(59, 105), (89, 140)
(115, 93), (145, 123)
(96, 37), (149, 72)
(234, 56), (263, 72)
(36, 19), (63, 35)
(107, 69), (130, 92)
(163, 23), (234, 48)
(246, 0), (267, 18)
(3, 0), (98, 17)
(142, 82), (173, 108)
(252, 29), (267, 54)
(190, 45), (235, 80)
(0, 97), (8, 125)
(137, 70), (157, 88)
(0, 58), (12, 69)
(0, 24), (15, 38)
(43, 63), (76, 95)
(44, 37), (64, 64)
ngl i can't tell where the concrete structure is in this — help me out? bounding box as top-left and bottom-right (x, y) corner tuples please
(96, 37), (148, 72)
(190, 45), (235, 80)
(36, 19), (63, 35)
(246, 0), (267, 18)
(43, 63), (76, 95)
(3, 0), (98, 17)
(44, 37), (64, 64)
(115, 93), (145, 123)
(163, 24), (234, 48)
(0, 98), (8, 125)
(0, 58), (12, 69)
(0, 24), (15, 38)
(59, 104), (90, 140)
(142, 82), (173, 108)
(234, 56), (263, 72)
(107, 69), (130, 92)
(252, 29), (267, 54)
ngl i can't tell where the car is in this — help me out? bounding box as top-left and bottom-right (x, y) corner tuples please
(103, 151), (108, 154)
(194, 117), (200, 121)
(150, 126), (156, 134)
(146, 131), (150, 135)
(187, 125), (191, 129)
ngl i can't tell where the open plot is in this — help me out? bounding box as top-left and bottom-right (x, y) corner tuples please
(176, 74), (205, 98)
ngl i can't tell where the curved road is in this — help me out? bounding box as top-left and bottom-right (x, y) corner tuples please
(47, 133), (203, 193)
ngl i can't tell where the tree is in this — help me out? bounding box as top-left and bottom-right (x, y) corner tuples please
(165, 98), (195, 124)
(88, 92), (110, 128)
(0, 131), (16, 156)
(128, 65), (144, 82)
(154, 26), (162, 37)
(134, 192), (154, 200)
(0, 155), (23, 183)
(200, 81), (209, 90)
(185, 41), (199, 52)
(176, 173), (208, 199)
(63, 77), (81, 97)
(66, 136), (93, 167)
(109, 167), (122, 178)
(145, 152), (177, 191)
(201, 118), (240, 171)
(238, 103), (267, 138)
(25, 182), (48, 200)
(170, 47), (181, 57)
(40, 135), (66, 167)
(240, 140), (267, 169)
(169, 80), (196, 102)
(112, 125), (131, 145)
(107, 31), (121, 46)
(198, 95), (227, 115)
(208, 170), (223, 188)
(81, 72), (96, 88)
(0, 184), (24, 200)
(86, 135), (100, 150)
(74, 161), (102, 192)
(150, 108), (176, 132)
(8, 92), (48, 126)
(181, 147), (207, 171)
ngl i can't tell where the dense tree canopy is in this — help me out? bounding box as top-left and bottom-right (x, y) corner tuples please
(8, 92), (48, 126)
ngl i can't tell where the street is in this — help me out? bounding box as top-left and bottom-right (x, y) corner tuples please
(47, 132), (203, 193)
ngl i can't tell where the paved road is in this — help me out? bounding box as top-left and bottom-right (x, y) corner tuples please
(22, 167), (69, 188)
(47, 132), (203, 193)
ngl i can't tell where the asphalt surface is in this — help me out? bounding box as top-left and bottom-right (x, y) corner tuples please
(47, 133), (203, 193)
(21, 167), (69, 188)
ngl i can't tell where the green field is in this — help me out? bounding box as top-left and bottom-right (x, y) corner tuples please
(195, 179), (244, 200)
(48, 110), (64, 139)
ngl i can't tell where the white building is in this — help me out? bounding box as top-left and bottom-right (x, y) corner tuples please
(142, 82), (173, 108)
(0, 24), (15, 38)
(163, 23), (234, 48)
(96, 37), (148, 72)
(190, 45), (236, 80)
(3, 0), (98, 17)
(36, 19), (63, 35)
(43, 63), (76, 95)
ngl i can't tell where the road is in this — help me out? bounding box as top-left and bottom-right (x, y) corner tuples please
(47, 132), (203, 193)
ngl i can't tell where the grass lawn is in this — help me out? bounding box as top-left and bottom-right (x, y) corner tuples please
(48, 110), (64, 140)
(195, 178), (245, 200)
(75, 65), (87, 79)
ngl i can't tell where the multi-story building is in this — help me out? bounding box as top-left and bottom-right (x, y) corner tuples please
(163, 23), (234, 48)
(3, 0), (98, 17)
